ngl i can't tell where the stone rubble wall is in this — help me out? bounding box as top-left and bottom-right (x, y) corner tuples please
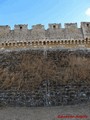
(0, 84), (90, 107)
(0, 48), (90, 107)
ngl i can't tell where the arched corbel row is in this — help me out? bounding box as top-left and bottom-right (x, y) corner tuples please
(0, 39), (90, 48)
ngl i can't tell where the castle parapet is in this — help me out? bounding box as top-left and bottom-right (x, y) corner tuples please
(48, 23), (61, 29)
(0, 22), (90, 48)
(31, 24), (45, 39)
(65, 23), (77, 29)
(0, 25), (10, 34)
(32, 24), (45, 30)
(14, 24), (28, 31)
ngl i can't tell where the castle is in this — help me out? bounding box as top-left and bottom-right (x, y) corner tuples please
(0, 22), (90, 107)
(0, 22), (90, 48)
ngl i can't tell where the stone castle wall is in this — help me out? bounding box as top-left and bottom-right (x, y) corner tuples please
(0, 22), (90, 48)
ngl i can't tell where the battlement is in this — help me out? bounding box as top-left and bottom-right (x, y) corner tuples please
(0, 22), (90, 30)
(48, 23), (61, 29)
(81, 22), (90, 27)
(32, 24), (45, 30)
(65, 23), (77, 28)
(0, 25), (10, 34)
(0, 22), (90, 48)
(14, 24), (28, 30)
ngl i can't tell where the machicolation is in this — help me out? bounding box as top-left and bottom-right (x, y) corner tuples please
(0, 22), (90, 49)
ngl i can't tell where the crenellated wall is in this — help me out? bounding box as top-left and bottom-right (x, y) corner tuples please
(0, 22), (90, 48)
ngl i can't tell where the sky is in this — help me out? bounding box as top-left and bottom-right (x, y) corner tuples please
(0, 0), (90, 29)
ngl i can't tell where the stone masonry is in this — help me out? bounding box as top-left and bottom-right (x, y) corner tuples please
(0, 48), (90, 107)
(0, 22), (90, 48)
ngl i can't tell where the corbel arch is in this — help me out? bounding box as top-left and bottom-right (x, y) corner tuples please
(47, 41), (49, 45)
(43, 41), (46, 45)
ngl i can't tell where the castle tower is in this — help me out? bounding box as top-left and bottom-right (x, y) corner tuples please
(81, 22), (90, 40)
